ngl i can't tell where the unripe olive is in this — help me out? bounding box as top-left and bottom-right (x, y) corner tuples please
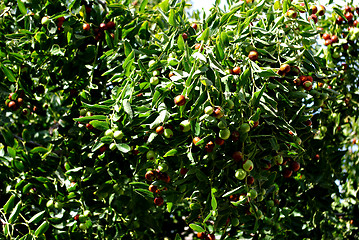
(114, 130), (124, 140)
(164, 129), (173, 138)
(104, 129), (114, 138)
(204, 106), (214, 115)
(41, 16), (50, 25)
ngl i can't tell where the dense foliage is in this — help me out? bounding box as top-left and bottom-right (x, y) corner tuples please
(1, 0), (359, 239)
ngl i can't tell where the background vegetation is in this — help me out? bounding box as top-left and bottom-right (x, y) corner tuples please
(0, 0), (359, 239)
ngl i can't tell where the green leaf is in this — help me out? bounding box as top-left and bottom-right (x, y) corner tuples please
(139, 21), (150, 40)
(139, 0), (148, 12)
(0, 127), (15, 147)
(50, 44), (65, 56)
(231, 196), (249, 207)
(74, 115), (107, 123)
(303, 0), (309, 12)
(189, 223), (205, 232)
(134, 189), (153, 198)
(3, 195), (15, 214)
(35, 177), (50, 183)
(66, 167), (83, 174)
(0, 143), (4, 157)
(147, 132), (157, 143)
(269, 138), (279, 152)
(12, 159), (25, 172)
(185, 61), (198, 87)
(333, 7), (347, 20)
(215, 34), (224, 61)
(30, 147), (49, 154)
(289, 91), (309, 99)
(251, 84), (267, 108)
(211, 188), (217, 211)
(150, 110), (170, 129)
(203, 211), (212, 223)
(159, 0), (169, 12)
(124, 40), (132, 57)
(177, 34), (185, 50)
(116, 143), (131, 153)
(282, 0), (288, 14)
(19, 233), (33, 240)
(251, 108), (262, 122)
(22, 183), (33, 194)
(167, 202), (173, 212)
(220, 6), (241, 26)
(89, 120), (109, 131)
(17, 0), (27, 15)
(270, 16), (284, 32)
(222, 187), (246, 198)
(138, 60), (151, 81)
(164, 149), (177, 157)
(258, 69), (279, 78)
(82, 103), (111, 113)
(123, 99), (133, 119)
(168, 9), (177, 26)
(197, 27), (209, 42)
(196, 169), (208, 182)
(3, 223), (9, 236)
(273, 0), (281, 10)
(28, 211), (46, 224)
(174, 233), (182, 240)
(105, 31), (114, 49)
(303, 50), (319, 70)
(100, 136), (113, 144)
(7, 146), (16, 158)
(240, 68), (251, 88)
(0, 64), (16, 82)
(123, 50), (135, 72)
(35, 221), (49, 237)
(8, 201), (22, 224)
(238, 14), (256, 34)
(189, 90), (207, 119)
(152, 90), (161, 107)
(130, 182), (149, 188)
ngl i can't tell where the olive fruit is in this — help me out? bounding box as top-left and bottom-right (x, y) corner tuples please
(179, 120), (191, 132)
(235, 169), (247, 180)
(243, 160), (254, 171)
(174, 95), (186, 106)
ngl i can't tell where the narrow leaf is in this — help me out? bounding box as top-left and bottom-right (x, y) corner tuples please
(123, 50), (135, 71)
(222, 186), (245, 198)
(197, 28), (209, 42)
(189, 223), (205, 232)
(8, 201), (22, 224)
(89, 120), (109, 131)
(3, 195), (15, 214)
(0, 127), (15, 147)
(211, 189), (217, 211)
(134, 189), (154, 198)
(251, 84), (267, 108)
(333, 7), (347, 20)
(164, 149), (177, 157)
(168, 9), (177, 26)
(30, 147), (49, 154)
(1, 64), (16, 82)
(177, 34), (185, 50)
(74, 115), (107, 123)
(17, 0), (27, 15)
(139, 0), (148, 12)
(28, 211), (46, 224)
(123, 99), (133, 119)
(35, 221), (49, 237)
